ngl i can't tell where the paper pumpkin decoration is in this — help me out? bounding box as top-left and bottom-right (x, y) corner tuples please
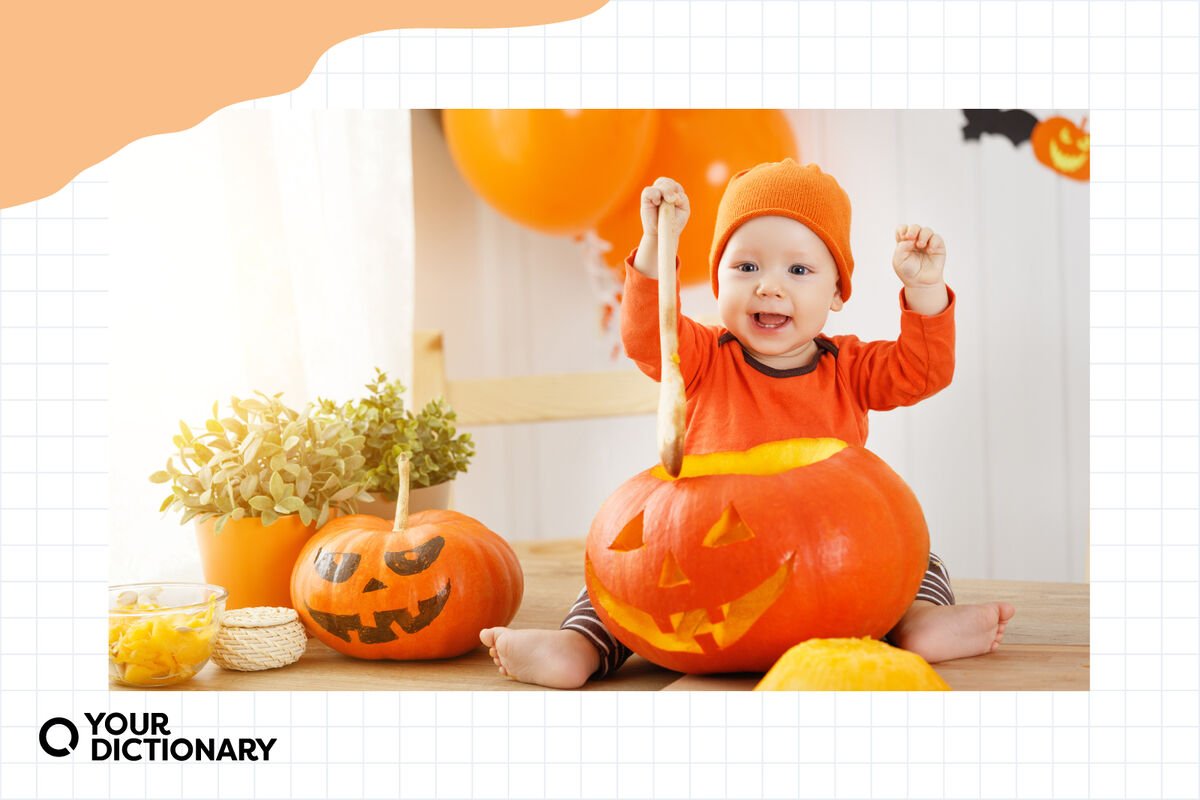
(291, 511), (523, 659)
(961, 110), (1090, 181)
(585, 438), (930, 674)
(1030, 116), (1090, 181)
(442, 109), (658, 235)
(755, 637), (950, 691)
(593, 109), (798, 286)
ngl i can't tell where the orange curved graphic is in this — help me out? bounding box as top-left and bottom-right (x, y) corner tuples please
(0, 1), (609, 209)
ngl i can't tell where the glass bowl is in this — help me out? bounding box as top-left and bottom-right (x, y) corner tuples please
(108, 582), (228, 688)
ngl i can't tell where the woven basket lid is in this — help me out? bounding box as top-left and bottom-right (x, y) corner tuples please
(221, 606), (299, 628)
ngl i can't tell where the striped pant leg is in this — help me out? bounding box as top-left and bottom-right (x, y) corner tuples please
(915, 552), (956, 606)
(560, 587), (634, 680)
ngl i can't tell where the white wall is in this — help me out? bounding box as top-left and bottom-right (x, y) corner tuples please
(412, 109), (1089, 582)
(108, 111), (415, 583)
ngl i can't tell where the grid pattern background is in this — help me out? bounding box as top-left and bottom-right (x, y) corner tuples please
(0, 0), (1196, 797)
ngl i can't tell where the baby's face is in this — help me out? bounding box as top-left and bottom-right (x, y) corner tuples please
(716, 215), (843, 368)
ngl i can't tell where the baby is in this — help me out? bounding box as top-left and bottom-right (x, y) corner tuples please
(482, 159), (1014, 688)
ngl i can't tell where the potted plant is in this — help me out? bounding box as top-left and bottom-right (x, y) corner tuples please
(319, 368), (474, 518)
(151, 392), (371, 610)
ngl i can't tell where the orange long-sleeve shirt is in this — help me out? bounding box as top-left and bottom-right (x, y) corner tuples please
(621, 255), (956, 455)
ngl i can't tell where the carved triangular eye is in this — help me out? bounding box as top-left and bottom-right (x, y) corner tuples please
(609, 511), (645, 551)
(658, 551), (690, 587)
(702, 504), (755, 547)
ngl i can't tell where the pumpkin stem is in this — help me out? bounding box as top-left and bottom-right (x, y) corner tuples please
(394, 455), (410, 532)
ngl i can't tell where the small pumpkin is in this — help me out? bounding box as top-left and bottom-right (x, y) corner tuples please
(755, 637), (950, 691)
(1030, 116), (1090, 181)
(290, 458), (523, 660)
(585, 437), (930, 674)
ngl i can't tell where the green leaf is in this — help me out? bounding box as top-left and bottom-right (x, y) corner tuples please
(330, 486), (358, 503)
(178, 420), (194, 443)
(221, 417), (247, 438)
(294, 468), (313, 501)
(248, 495), (275, 512)
(214, 515), (228, 535)
(149, 471), (172, 484)
(239, 474), (259, 501)
(260, 509), (279, 527)
(298, 505), (315, 526)
(158, 494), (174, 512)
(269, 471), (285, 503)
(277, 496), (305, 513)
(242, 435), (262, 466)
(205, 418), (224, 434)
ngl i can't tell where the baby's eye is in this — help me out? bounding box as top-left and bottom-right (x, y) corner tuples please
(736, 262), (757, 273)
(789, 264), (810, 276)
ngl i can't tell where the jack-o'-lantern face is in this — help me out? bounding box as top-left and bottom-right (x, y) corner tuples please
(291, 511), (524, 660)
(1031, 117), (1090, 180)
(585, 438), (930, 674)
(303, 535), (451, 644)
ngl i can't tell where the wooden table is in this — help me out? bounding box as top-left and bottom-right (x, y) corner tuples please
(121, 539), (1088, 692)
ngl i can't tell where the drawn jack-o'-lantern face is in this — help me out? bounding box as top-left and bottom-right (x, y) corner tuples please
(1031, 117), (1090, 180)
(585, 438), (930, 674)
(291, 512), (523, 660)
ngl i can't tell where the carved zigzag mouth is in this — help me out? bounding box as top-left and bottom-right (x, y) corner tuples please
(306, 582), (452, 644)
(586, 560), (791, 655)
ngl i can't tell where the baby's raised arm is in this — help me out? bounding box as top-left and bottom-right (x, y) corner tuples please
(892, 223), (949, 316)
(631, 177), (691, 279)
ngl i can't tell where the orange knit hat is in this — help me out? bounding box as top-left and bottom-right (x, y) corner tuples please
(708, 159), (854, 300)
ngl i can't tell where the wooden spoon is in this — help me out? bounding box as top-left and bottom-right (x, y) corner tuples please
(656, 200), (686, 477)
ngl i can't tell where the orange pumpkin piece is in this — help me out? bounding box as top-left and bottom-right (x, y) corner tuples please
(586, 437), (930, 674)
(291, 510), (523, 660)
(755, 637), (950, 691)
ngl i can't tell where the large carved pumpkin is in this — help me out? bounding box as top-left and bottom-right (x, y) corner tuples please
(291, 510), (523, 660)
(585, 437), (929, 674)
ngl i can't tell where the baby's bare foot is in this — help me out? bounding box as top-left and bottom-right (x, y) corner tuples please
(888, 601), (1016, 663)
(479, 627), (601, 689)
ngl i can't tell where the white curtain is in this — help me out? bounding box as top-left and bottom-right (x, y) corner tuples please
(109, 111), (414, 583)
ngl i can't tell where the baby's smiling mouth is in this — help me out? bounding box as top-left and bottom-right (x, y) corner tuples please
(752, 312), (791, 329)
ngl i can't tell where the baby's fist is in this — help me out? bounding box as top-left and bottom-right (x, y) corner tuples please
(892, 224), (946, 287)
(640, 177), (691, 238)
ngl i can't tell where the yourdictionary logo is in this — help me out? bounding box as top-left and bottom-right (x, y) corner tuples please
(38, 713), (277, 762)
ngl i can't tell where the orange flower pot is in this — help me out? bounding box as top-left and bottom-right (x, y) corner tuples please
(195, 515), (321, 610)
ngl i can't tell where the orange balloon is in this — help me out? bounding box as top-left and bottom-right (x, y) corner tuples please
(595, 110), (798, 287)
(442, 110), (658, 236)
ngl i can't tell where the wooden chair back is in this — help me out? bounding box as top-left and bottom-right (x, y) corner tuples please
(412, 330), (658, 426)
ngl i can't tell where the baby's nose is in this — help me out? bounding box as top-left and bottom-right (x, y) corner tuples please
(756, 281), (784, 297)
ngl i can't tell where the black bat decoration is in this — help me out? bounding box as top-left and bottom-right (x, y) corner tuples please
(961, 110), (1040, 146)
